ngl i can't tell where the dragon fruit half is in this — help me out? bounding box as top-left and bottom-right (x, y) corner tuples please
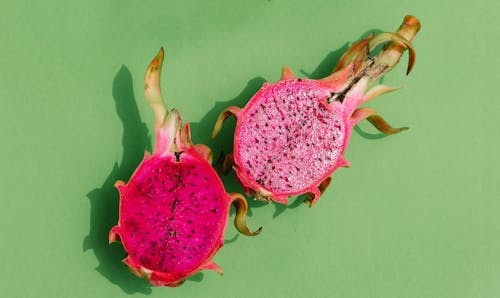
(212, 15), (421, 206)
(109, 48), (262, 287)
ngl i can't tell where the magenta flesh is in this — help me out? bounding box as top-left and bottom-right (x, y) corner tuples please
(119, 155), (227, 273)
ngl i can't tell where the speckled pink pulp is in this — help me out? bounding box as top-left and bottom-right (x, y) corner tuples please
(119, 154), (227, 273)
(235, 80), (346, 194)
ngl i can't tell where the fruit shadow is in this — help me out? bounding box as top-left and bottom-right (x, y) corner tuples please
(83, 66), (154, 294)
(299, 28), (382, 79)
(353, 125), (387, 139)
(188, 77), (270, 224)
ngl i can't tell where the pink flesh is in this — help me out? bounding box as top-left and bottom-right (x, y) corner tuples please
(119, 153), (227, 273)
(235, 80), (346, 195)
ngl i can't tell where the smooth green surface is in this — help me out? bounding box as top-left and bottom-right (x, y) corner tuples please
(1, 0), (499, 297)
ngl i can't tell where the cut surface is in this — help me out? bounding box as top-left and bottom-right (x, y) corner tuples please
(235, 80), (346, 194)
(119, 153), (228, 274)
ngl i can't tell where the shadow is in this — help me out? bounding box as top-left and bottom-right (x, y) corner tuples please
(272, 196), (306, 218)
(189, 77), (266, 159)
(83, 66), (153, 294)
(353, 125), (386, 140)
(224, 233), (240, 244)
(300, 42), (350, 79)
(187, 272), (205, 283)
(189, 77), (269, 217)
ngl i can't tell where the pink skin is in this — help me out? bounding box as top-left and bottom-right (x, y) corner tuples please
(109, 48), (260, 287)
(212, 15), (421, 206)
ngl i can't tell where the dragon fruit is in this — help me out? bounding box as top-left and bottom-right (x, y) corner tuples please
(109, 48), (262, 287)
(212, 15), (420, 206)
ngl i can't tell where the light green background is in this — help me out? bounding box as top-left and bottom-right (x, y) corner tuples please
(1, 0), (498, 297)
